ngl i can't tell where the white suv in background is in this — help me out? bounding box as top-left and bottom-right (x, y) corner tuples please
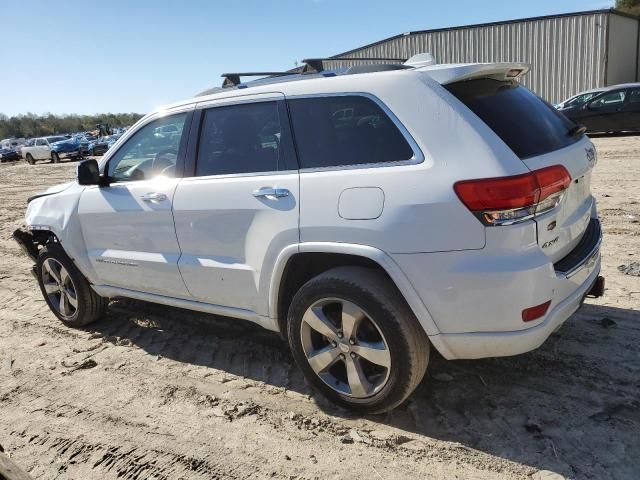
(14, 56), (604, 413)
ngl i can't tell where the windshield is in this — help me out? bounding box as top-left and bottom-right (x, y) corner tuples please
(446, 79), (580, 159)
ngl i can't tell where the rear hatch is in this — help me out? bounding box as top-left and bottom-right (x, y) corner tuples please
(440, 68), (595, 263)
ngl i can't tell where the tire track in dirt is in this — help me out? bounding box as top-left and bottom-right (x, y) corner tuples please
(8, 431), (252, 480)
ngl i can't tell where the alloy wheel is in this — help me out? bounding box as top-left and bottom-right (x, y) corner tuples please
(300, 298), (391, 398)
(41, 258), (78, 319)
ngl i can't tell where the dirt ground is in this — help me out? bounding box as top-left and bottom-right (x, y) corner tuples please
(0, 136), (638, 480)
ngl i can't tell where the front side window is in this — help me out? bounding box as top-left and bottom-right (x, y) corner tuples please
(196, 101), (295, 177)
(564, 91), (602, 108)
(107, 113), (187, 182)
(35, 139), (46, 146)
(590, 90), (626, 109)
(288, 95), (414, 169)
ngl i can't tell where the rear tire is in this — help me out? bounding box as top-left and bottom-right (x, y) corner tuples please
(26, 153), (34, 165)
(287, 266), (429, 414)
(51, 152), (60, 163)
(36, 243), (108, 327)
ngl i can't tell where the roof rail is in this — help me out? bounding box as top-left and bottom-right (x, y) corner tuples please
(221, 71), (293, 88)
(301, 56), (407, 73)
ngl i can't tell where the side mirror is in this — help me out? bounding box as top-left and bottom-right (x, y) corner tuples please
(77, 159), (101, 185)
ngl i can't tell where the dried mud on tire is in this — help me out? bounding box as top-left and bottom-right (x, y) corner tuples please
(1, 140), (639, 480)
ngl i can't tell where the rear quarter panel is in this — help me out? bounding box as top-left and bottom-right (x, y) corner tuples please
(292, 71), (529, 254)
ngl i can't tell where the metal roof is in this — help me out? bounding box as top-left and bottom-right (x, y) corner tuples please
(332, 9), (638, 59)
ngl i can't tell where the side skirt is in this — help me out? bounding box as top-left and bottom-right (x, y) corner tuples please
(91, 284), (279, 332)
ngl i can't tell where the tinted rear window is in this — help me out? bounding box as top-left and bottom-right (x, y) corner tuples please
(288, 95), (414, 169)
(446, 79), (579, 159)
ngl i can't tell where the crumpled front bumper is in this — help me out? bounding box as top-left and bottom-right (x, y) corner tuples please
(13, 227), (39, 262)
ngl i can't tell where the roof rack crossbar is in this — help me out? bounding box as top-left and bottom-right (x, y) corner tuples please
(302, 56), (408, 73)
(221, 71), (293, 88)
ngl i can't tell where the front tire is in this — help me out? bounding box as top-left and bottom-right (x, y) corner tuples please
(26, 153), (35, 165)
(51, 152), (60, 163)
(287, 266), (429, 414)
(36, 243), (108, 327)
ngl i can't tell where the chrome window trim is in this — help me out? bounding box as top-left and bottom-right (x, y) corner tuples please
(194, 92), (285, 109)
(180, 169), (299, 182)
(286, 92), (425, 173)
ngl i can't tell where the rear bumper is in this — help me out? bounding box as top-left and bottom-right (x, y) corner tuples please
(392, 217), (604, 360)
(431, 261), (601, 359)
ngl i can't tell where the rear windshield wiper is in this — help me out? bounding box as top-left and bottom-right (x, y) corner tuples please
(568, 124), (587, 138)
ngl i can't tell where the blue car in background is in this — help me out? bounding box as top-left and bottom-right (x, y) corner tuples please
(88, 134), (121, 156)
(49, 137), (83, 163)
(0, 148), (21, 162)
(73, 135), (91, 156)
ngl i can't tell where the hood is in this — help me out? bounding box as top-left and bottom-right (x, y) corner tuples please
(51, 138), (80, 152)
(27, 181), (76, 204)
(51, 138), (75, 146)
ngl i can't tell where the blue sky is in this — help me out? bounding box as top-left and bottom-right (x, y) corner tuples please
(0, 0), (614, 116)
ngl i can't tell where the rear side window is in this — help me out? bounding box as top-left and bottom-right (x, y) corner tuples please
(446, 79), (579, 159)
(626, 88), (640, 107)
(196, 101), (296, 176)
(288, 95), (414, 169)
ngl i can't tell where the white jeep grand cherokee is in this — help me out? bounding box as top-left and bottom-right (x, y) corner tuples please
(14, 57), (604, 413)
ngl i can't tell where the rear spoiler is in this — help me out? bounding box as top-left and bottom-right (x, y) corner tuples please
(418, 62), (530, 85)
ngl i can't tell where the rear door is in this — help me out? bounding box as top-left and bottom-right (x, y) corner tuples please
(172, 94), (299, 316)
(445, 77), (595, 262)
(623, 87), (640, 131)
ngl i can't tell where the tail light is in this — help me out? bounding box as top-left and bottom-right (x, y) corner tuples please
(454, 165), (571, 226)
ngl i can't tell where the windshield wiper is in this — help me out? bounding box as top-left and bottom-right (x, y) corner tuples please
(568, 124), (587, 137)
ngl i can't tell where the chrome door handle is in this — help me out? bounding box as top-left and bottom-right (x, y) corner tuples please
(140, 192), (167, 203)
(252, 187), (290, 199)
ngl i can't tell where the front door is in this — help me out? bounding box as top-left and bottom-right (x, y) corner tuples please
(623, 87), (640, 132)
(35, 138), (49, 159)
(77, 110), (193, 297)
(173, 95), (299, 316)
(582, 89), (627, 132)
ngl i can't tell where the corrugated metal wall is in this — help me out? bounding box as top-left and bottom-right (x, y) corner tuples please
(326, 12), (610, 104)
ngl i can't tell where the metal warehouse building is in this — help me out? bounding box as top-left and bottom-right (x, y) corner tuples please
(324, 9), (640, 104)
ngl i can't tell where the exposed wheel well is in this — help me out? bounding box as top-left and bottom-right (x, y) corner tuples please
(276, 252), (392, 336)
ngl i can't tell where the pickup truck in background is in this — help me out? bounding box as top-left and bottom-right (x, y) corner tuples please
(22, 136), (82, 164)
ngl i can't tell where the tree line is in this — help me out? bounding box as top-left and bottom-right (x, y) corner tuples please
(616, 0), (640, 15)
(0, 112), (144, 139)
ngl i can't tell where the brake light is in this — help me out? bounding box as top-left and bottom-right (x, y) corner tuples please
(522, 300), (551, 322)
(454, 165), (571, 226)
